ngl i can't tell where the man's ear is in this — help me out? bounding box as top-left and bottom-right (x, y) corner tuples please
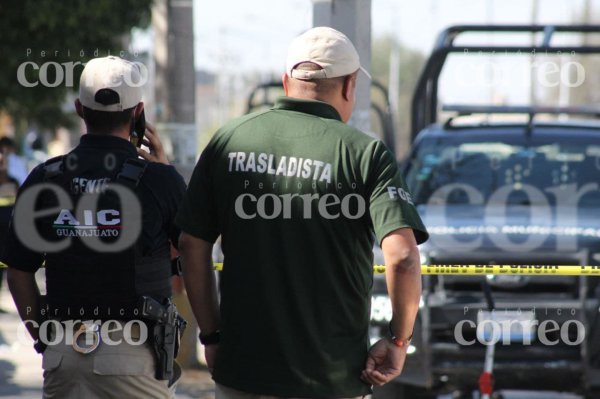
(75, 99), (84, 119)
(341, 75), (354, 102)
(282, 73), (290, 96)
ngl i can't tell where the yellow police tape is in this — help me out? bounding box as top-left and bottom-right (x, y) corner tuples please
(1, 261), (598, 276)
(213, 263), (600, 276)
(0, 196), (15, 207)
(418, 265), (600, 276)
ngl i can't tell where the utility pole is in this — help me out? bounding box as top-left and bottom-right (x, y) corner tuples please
(312, 0), (372, 133)
(529, 0), (539, 105)
(153, 0), (197, 179)
(152, 0), (199, 369)
(388, 3), (401, 156)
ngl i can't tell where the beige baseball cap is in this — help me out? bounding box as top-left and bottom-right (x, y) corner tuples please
(286, 26), (371, 80)
(79, 56), (143, 112)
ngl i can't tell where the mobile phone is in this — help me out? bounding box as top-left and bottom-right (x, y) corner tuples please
(131, 109), (146, 148)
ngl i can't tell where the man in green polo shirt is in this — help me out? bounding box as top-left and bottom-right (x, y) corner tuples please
(177, 26), (428, 398)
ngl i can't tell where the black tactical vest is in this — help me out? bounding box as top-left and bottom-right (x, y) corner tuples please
(40, 155), (172, 320)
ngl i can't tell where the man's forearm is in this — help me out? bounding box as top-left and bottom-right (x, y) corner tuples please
(179, 234), (220, 334)
(185, 260), (220, 334)
(382, 229), (422, 341)
(7, 268), (42, 340)
(386, 254), (421, 341)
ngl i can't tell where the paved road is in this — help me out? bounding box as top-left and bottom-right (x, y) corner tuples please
(0, 271), (214, 398)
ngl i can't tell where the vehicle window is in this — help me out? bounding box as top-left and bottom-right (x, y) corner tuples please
(405, 136), (600, 207)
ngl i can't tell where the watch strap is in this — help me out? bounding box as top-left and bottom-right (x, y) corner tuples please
(199, 330), (221, 346)
(389, 322), (413, 348)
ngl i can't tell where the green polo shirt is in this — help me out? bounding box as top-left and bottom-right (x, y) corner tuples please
(176, 96), (428, 398)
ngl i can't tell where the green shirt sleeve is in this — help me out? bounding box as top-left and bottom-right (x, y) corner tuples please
(366, 141), (429, 246)
(175, 140), (220, 243)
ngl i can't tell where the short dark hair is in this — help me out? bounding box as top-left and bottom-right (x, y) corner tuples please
(82, 106), (135, 133)
(291, 62), (347, 93)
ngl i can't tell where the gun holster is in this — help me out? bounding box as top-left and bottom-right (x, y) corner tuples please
(140, 296), (187, 384)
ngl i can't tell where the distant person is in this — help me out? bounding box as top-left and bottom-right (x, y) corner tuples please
(178, 27), (429, 398)
(0, 140), (19, 313)
(0, 137), (28, 185)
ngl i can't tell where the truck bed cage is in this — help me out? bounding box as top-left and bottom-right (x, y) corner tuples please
(442, 104), (600, 132)
(411, 25), (600, 141)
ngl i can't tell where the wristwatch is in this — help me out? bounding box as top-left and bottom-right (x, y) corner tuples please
(389, 322), (413, 348)
(199, 330), (221, 346)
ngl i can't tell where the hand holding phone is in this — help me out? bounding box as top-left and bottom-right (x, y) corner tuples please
(135, 122), (169, 165)
(131, 109), (146, 148)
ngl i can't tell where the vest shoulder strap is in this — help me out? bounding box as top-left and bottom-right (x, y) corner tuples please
(114, 158), (148, 265)
(116, 158), (148, 188)
(43, 156), (65, 180)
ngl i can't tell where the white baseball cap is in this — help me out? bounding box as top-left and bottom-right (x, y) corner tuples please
(79, 56), (143, 112)
(286, 26), (371, 80)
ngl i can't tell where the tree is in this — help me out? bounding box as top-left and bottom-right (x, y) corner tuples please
(0, 0), (153, 135)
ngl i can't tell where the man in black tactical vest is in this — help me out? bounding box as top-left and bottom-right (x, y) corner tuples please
(1, 56), (187, 398)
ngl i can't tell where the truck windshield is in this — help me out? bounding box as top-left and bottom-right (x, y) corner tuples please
(405, 134), (600, 207)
